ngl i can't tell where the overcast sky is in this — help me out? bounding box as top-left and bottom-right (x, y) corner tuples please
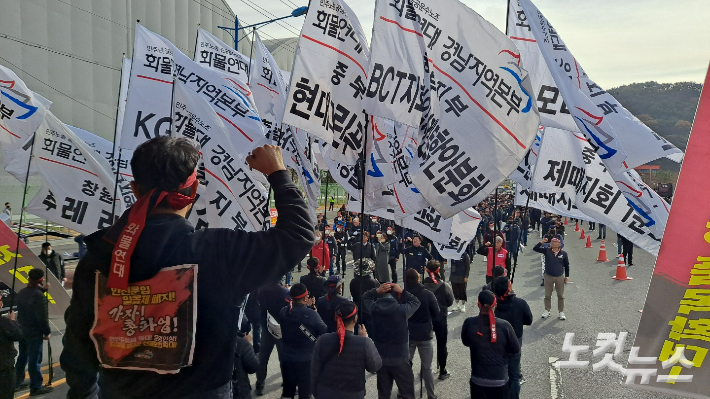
(226, 0), (710, 89)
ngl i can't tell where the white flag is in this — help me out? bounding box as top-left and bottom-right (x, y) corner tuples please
(364, 0), (541, 218)
(114, 57), (132, 152)
(519, 0), (683, 173)
(282, 0), (370, 165)
(25, 112), (119, 234)
(514, 186), (590, 221)
(433, 208), (482, 259)
(194, 27), (252, 83)
(250, 31), (288, 133)
(172, 80), (269, 231)
(613, 169), (670, 239)
(120, 24), (267, 153)
(0, 64), (51, 147)
(509, 125), (543, 188)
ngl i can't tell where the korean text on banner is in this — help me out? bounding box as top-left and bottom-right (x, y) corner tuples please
(519, 0), (682, 175)
(631, 65), (710, 399)
(0, 63), (51, 147)
(365, 0), (541, 218)
(194, 27), (251, 83)
(282, 0), (370, 165)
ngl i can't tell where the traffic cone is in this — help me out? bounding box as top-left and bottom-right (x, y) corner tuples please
(575, 221), (580, 232)
(613, 255), (633, 280)
(580, 229), (585, 239)
(597, 240), (609, 262)
(585, 235), (592, 248)
(564, 217), (568, 225)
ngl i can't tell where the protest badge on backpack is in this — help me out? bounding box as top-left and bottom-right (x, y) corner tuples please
(90, 264), (198, 374)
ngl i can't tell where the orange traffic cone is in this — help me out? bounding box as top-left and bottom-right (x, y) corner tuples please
(575, 221), (579, 232)
(564, 217), (568, 225)
(585, 235), (592, 248)
(580, 229), (585, 239)
(597, 240), (609, 262)
(613, 255), (633, 280)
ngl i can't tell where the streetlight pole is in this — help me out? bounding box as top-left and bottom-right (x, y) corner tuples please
(218, 6), (308, 49)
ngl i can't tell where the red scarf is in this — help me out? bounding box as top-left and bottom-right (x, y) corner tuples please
(477, 297), (498, 343)
(427, 268), (440, 284)
(335, 305), (358, 354)
(107, 171), (197, 289)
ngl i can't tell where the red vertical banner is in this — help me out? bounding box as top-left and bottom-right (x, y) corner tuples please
(631, 65), (710, 397)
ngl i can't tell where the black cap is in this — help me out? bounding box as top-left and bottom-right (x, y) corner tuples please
(493, 276), (510, 297)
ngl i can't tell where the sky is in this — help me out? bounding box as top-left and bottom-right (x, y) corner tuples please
(225, 0), (710, 89)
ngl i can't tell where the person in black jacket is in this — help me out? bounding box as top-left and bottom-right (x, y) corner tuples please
(493, 277), (532, 399)
(621, 236), (635, 266)
(350, 231), (377, 265)
(349, 260), (379, 335)
(385, 226), (400, 283)
(449, 253), (471, 312)
(38, 242), (65, 284)
(316, 275), (349, 333)
(311, 300), (382, 399)
(323, 226), (338, 276)
(61, 139), (315, 399)
(301, 258), (327, 301)
(405, 269), (439, 399)
(232, 332), (259, 399)
(423, 261), (455, 380)
(0, 294), (22, 399)
(404, 236), (432, 273)
(461, 290), (520, 399)
(256, 281), (290, 396)
(334, 225), (349, 275)
(363, 283), (420, 399)
(14, 269), (52, 396)
(278, 284), (327, 399)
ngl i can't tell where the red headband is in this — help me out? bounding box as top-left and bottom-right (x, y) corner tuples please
(477, 297), (498, 343)
(107, 170), (197, 289)
(427, 268), (440, 284)
(289, 290), (309, 312)
(335, 306), (358, 354)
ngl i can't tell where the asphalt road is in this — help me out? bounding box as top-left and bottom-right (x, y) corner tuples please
(13, 223), (691, 398)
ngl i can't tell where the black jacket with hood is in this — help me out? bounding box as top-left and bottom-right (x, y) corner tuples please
(494, 293), (533, 343)
(60, 170), (314, 399)
(423, 278), (454, 324)
(405, 282), (439, 342)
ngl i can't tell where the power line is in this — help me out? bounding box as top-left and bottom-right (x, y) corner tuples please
(0, 55), (116, 121)
(55, 0), (131, 29)
(0, 33), (121, 71)
(236, 0), (302, 36)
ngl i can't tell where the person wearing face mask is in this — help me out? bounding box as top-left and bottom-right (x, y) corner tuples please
(369, 217), (381, 241)
(310, 232), (330, 278)
(322, 226), (338, 276)
(476, 237), (511, 285)
(385, 227), (400, 283)
(334, 225), (349, 275)
(38, 242), (65, 285)
(375, 234), (391, 283)
(533, 237), (570, 320)
(348, 218), (362, 248)
(482, 222), (506, 251)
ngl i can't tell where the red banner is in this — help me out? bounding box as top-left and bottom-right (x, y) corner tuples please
(632, 65), (710, 397)
(0, 222), (70, 319)
(90, 264), (197, 374)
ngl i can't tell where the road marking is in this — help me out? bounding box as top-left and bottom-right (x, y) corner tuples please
(15, 378), (66, 398)
(549, 357), (564, 398)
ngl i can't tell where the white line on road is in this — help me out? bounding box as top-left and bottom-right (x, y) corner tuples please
(549, 357), (563, 399)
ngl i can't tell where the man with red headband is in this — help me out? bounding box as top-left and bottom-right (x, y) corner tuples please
(461, 290), (520, 398)
(61, 138), (315, 399)
(310, 300), (381, 399)
(423, 261), (455, 381)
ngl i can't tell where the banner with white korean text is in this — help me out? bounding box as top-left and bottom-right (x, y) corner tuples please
(514, 186), (590, 221)
(364, 0), (541, 218)
(25, 112), (120, 234)
(630, 65), (710, 398)
(171, 80), (269, 231)
(282, 0), (370, 165)
(519, 0), (682, 174)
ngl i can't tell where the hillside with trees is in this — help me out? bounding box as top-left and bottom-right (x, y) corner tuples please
(609, 81), (702, 173)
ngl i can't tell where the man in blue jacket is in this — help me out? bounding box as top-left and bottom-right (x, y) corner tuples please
(278, 283), (327, 399)
(61, 138), (315, 399)
(533, 237), (570, 320)
(385, 226), (400, 283)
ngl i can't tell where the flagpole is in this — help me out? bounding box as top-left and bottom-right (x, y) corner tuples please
(322, 170), (330, 272)
(357, 120), (370, 318)
(511, 189), (531, 284)
(44, 259), (54, 386)
(9, 133), (35, 312)
(109, 53), (128, 222)
(247, 28), (256, 85)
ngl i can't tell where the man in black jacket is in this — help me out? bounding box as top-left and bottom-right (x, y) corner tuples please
(300, 258), (327, 301)
(14, 268), (52, 396)
(38, 242), (65, 284)
(232, 332), (259, 399)
(0, 294), (22, 399)
(405, 269), (439, 399)
(334, 225), (349, 275)
(423, 261), (455, 380)
(493, 277), (532, 399)
(351, 232), (377, 265)
(316, 275), (349, 333)
(61, 139), (315, 399)
(363, 283), (420, 399)
(278, 283), (327, 399)
(256, 281), (290, 396)
(404, 236), (432, 273)
(461, 290), (520, 398)
(385, 226), (400, 283)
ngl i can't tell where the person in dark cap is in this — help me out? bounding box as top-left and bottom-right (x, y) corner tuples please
(481, 265), (508, 294)
(301, 258), (327, 301)
(423, 261), (454, 380)
(363, 283), (420, 399)
(311, 300), (382, 399)
(317, 275), (349, 333)
(0, 291), (22, 399)
(61, 139), (315, 399)
(461, 290), (520, 398)
(14, 268), (52, 396)
(278, 283), (327, 399)
(405, 269), (439, 399)
(349, 259), (379, 335)
(493, 277), (532, 399)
